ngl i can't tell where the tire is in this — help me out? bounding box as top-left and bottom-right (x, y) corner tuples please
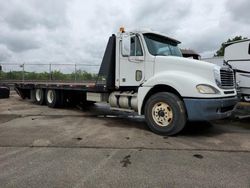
(0, 86), (10, 99)
(144, 92), (187, 136)
(243, 95), (250, 102)
(45, 89), (62, 108)
(34, 88), (45, 105)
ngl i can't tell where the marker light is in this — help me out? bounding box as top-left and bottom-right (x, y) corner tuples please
(120, 27), (125, 33)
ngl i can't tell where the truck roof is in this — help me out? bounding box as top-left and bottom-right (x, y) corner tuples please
(127, 29), (181, 44)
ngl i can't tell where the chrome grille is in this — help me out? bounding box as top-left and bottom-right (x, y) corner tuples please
(220, 68), (235, 89)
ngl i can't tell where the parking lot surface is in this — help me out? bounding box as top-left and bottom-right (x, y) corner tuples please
(0, 92), (250, 187)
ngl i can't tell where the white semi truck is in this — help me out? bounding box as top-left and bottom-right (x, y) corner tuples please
(224, 39), (250, 102)
(13, 28), (238, 135)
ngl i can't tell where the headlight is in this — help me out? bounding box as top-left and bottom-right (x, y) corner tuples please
(196, 84), (220, 94)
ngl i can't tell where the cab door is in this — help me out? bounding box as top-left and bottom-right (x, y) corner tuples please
(119, 34), (145, 87)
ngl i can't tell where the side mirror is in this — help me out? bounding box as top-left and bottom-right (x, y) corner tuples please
(121, 34), (130, 57)
(0, 65), (2, 71)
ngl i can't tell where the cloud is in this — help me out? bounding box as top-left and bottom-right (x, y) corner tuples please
(0, 29), (41, 52)
(0, 0), (70, 55)
(226, 0), (250, 25)
(1, 0), (69, 30)
(132, 0), (192, 34)
(0, 45), (12, 62)
(0, 0), (249, 65)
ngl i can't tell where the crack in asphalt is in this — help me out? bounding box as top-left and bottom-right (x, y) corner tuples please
(0, 113), (142, 119)
(0, 114), (92, 117)
(0, 145), (249, 153)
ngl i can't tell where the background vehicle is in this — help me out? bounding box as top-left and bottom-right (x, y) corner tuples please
(0, 28), (238, 135)
(0, 84), (10, 99)
(224, 39), (250, 102)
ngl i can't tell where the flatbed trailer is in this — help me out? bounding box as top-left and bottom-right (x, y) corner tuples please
(5, 28), (238, 135)
(15, 81), (96, 92)
(14, 34), (116, 107)
(14, 81), (104, 107)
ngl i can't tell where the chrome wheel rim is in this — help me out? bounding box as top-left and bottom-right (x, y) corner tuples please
(244, 96), (250, 102)
(35, 89), (42, 101)
(152, 102), (173, 127)
(47, 90), (54, 104)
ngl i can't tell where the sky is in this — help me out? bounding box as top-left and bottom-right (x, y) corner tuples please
(0, 0), (249, 69)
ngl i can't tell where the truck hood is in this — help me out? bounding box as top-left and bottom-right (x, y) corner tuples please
(142, 55), (236, 98)
(155, 56), (215, 71)
(154, 56), (217, 81)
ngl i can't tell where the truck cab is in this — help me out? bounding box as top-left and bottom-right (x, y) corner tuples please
(108, 28), (238, 135)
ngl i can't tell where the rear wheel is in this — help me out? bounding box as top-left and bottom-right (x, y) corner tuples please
(144, 92), (187, 135)
(45, 89), (62, 108)
(34, 88), (44, 105)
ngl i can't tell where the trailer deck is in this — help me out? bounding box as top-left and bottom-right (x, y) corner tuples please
(14, 81), (96, 90)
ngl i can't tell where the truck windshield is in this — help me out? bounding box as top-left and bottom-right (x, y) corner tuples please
(143, 33), (183, 57)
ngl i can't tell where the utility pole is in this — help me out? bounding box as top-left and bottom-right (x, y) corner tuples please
(0, 65), (2, 81)
(49, 63), (52, 81)
(75, 64), (77, 82)
(20, 63), (24, 83)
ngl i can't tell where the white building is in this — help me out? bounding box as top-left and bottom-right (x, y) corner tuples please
(202, 56), (224, 67)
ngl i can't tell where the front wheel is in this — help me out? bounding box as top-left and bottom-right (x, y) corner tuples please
(243, 95), (250, 102)
(144, 92), (187, 136)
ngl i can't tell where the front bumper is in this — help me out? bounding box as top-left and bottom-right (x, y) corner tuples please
(183, 96), (239, 121)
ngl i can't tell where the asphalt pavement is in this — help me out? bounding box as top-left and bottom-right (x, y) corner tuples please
(0, 93), (250, 188)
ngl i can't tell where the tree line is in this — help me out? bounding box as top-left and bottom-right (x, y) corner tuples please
(0, 69), (98, 81)
(214, 36), (248, 57)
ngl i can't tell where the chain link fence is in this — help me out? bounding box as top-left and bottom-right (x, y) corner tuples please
(0, 63), (100, 84)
